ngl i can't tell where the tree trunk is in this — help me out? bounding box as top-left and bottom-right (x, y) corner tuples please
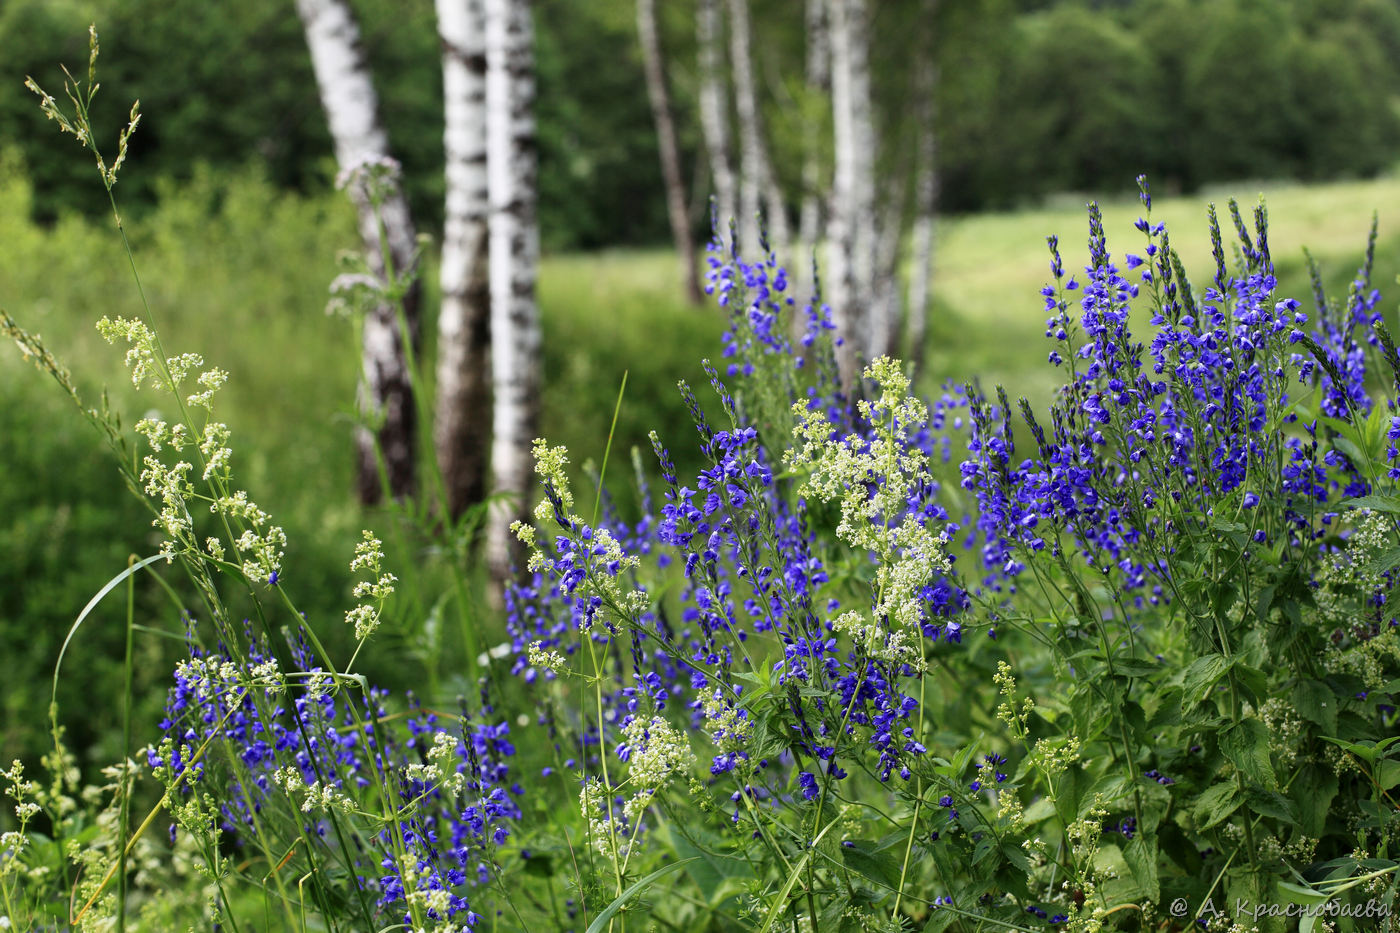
(827, 0), (876, 381)
(484, 0), (542, 588)
(726, 0), (787, 258)
(798, 0), (828, 255)
(295, 0), (421, 504)
(637, 0), (702, 304)
(435, 0), (493, 520)
(696, 0), (737, 241)
(905, 5), (939, 375)
(871, 172), (907, 362)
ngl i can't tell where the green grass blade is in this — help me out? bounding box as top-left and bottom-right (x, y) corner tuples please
(756, 820), (839, 933)
(591, 370), (629, 529)
(584, 857), (696, 933)
(50, 553), (163, 712)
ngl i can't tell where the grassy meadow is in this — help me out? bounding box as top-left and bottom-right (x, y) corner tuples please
(3, 164), (1398, 770)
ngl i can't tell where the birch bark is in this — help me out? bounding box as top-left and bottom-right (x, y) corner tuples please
(827, 0), (877, 380)
(906, 6), (939, 374)
(697, 0), (737, 237)
(434, 0), (493, 520)
(484, 0), (542, 586)
(638, 0), (702, 304)
(727, 0), (787, 258)
(798, 0), (828, 254)
(296, 0), (421, 503)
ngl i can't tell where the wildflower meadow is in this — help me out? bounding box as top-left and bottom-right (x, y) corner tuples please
(3, 32), (1400, 933)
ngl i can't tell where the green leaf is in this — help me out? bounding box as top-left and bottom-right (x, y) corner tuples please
(1181, 653), (1233, 708)
(1193, 782), (1242, 830)
(1363, 545), (1400, 577)
(1378, 759), (1400, 791)
(584, 858), (697, 933)
(1331, 434), (1369, 468)
(1233, 665), (1269, 706)
(52, 554), (164, 713)
(1244, 788), (1297, 825)
(1253, 584), (1276, 623)
(755, 821), (838, 933)
(1292, 680), (1338, 733)
(1221, 720), (1278, 789)
(1111, 657), (1164, 678)
(840, 840), (902, 891)
(1291, 766), (1339, 837)
(1122, 834), (1160, 903)
(1339, 494), (1400, 514)
(1320, 735), (1377, 765)
(1149, 687), (1184, 728)
(1277, 880), (1330, 907)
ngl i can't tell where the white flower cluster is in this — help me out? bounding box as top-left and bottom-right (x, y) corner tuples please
(620, 715), (695, 829)
(1, 760), (39, 877)
(699, 689), (752, 754)
(274, 767), (350, 815)
(404, 730), (467, 797)
(514, 440), (650, 631)
(99, 316), (287, 585)
(786, 357), (951, 669)
(345, 531), (396, 641)
(579, 776), (623, 863)
(526, 641), (567, 675)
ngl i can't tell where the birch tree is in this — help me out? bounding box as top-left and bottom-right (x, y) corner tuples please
(827, 0), (877, 382)
(434, 0), (493, 519)
(296, 0), (421, 503)
(727, 0), (788, 258)
(696, 0), (737, 236)
(484, 0), (542, 586)
(906, 0), (940, 374)
(637, 0), (702, 304)
(798, 0), (829, 255)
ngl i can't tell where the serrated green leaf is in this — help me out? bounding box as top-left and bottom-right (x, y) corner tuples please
(1193, 782), (1242, 829)
(1244, 788), (1297, 825)
(1122, 834), (1159, 903)
(1292, 679), (1338, 733)
(1221, 719), (1278, 789)
(1181, 653), (1233, 708)
(1149, 687), (1184, 729)
(1292, 766), (1339, 837)
(840, 840), (902, 891)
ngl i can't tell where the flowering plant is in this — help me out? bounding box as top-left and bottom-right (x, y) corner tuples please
(4, 33), (1399, 933)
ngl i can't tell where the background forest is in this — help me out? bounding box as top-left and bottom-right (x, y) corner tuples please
(2, 0), (1400, 928)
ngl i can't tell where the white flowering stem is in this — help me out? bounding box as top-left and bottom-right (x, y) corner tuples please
(583, 633), (627, 925)
(891, 662), (927, 918)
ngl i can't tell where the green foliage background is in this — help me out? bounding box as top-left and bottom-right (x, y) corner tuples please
(2, 0), (1398, 250)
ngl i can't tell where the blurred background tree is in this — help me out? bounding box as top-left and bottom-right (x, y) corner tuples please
(3, 0), (1396, 249)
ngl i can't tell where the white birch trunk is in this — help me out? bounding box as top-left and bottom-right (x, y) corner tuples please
(827, 0), (876, 381)
(296, 0), (421, 504)
(697, 0), (737, 239)
(484, 0), (542, 586)
(638, 0), (702, 304)
(727, 0), (787, 258)
(435, 0), (493, 519)
(906, 13), (938, 375)
(798, 0), (828, 254)
(871, 174), (906, 361)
